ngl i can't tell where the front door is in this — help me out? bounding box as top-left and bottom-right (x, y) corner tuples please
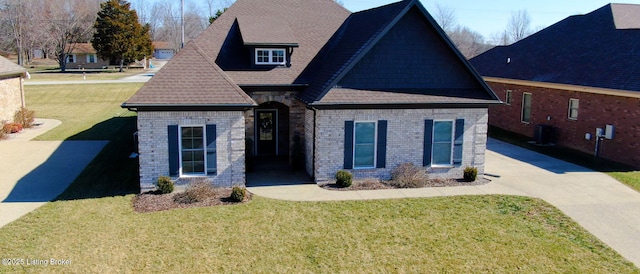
(256, 110), (277, 155)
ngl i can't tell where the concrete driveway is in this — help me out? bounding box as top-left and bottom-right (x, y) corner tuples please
(248, 138), (640, 267)
(0, 119), (106, 227)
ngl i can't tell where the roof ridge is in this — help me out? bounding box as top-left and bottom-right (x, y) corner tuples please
(190, 41), (257, 106)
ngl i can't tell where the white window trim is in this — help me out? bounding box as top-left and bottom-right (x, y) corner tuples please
(66, 54), (76, 63)
(431, 120), (455, 167)
(255, 48), (286, 65)
(505, 90), (512, 105)
(178, 125), (207, 177)
(86, 54), (97, 63)
(568, 98), (579, 120)
(521, 92), (532, 124)
(353, 121), (377, 169)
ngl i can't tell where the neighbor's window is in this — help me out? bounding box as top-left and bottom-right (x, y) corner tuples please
(432, 121), (454, 165)
(180, 126), (206, 175)
(521, 92), (532, 123)
(505, 90), (512, 105)
(66, 54), (76, 63)
(87, 54), (97, 63)
(568, 98), (579, 120)
(255, 48), (286, 65)
(354, 122), (376, 168)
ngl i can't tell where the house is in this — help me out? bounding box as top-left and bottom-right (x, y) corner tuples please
(0, 56), (27, 122)
(470, 3), (640, 169)
(152, 42), (175, 60)
(66, 43), (109, 69)
(122, 0), (500, 191)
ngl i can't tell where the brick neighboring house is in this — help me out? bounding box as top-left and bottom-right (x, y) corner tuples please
(66, 43), (109, 69)
(0, 56), (27, 122)
(471, 3), (640, 169)
(122, 0), (500, 191)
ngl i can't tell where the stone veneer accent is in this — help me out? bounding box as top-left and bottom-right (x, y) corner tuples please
(0, 76), (23, 122)
(137, 111), (246, 191)
(307, 108), (488, 184)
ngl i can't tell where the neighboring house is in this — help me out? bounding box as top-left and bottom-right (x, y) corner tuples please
(471, 3), (640, 169)
(0, 56), (27, 122)
(122, 0), (500, 191)
(66, 43), (109, 69)
(152, 42), (175, 60)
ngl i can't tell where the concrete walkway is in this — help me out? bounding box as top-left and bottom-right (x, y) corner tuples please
(248, 138), (640, 267)
(0, 119), (107, 227)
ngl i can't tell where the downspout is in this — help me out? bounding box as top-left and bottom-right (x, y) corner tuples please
(312, 107), (317, 179)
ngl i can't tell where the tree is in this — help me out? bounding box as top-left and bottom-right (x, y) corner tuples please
(433, 4), (456, 33)
(506, 9), (532, 44)
(448, 26), (492, 59)
(92, 0), (153, 72)
(208, 8), (227, 25)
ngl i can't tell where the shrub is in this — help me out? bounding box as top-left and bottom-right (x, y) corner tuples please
(157, 176), (174, 194)
(335, 170), (353, 188)
(3, 122), (23, 133)
(388, 163), (428, 188)
(463, 166), (478, 182)
(13, 107), (35, 129)
(174, 179), (215, 204)
(230, 186), (247, 202)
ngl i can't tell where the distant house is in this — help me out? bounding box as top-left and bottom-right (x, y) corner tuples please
(152, 42), (175, 60)
(122, 0), (500, 191)
(0, 56), (27, 122)
(66, 43), (109, 69)
(471, 4), (640, 169)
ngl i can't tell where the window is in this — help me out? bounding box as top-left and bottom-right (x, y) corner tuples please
(354, 122), (376, 168)
(168, 125), (217, 177)
(87, 54), (97, 63)
(66, 54), (76, 63)
(521, 93), (532, 123)
(432, 121), (454, 165)
(568, 98), (579, 120)
(505, 90), (512, 105)
(255, 48), (286, 65)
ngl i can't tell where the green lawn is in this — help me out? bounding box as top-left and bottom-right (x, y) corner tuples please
(26, 70), (142, 81)
(0, 196), (637, 273)
(1, 84), (637, 272)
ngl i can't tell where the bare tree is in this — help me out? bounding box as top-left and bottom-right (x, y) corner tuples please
(489, 30), (510, 46)
(507, 9), (531, 43)
(151, 0), (207, 51)
(448, 26), (492, 59)
(433, 3), (456, 32)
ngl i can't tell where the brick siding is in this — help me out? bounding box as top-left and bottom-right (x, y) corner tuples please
(0, 76), (23, 122)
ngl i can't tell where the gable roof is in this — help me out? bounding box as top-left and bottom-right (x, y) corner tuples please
(298, 0), (499, 106)
(470, 4), (640, 92)
(122, 41), (256, 109)
(70, 43), (96, 54)
(237, 16), (298, 47)
(0, 56), (26, 77)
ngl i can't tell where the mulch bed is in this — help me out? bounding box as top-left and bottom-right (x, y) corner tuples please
(132, 188), (251, 213)
(322, 177), (491, 191)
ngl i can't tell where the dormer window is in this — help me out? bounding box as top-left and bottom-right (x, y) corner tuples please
(255, 48), (286, 65)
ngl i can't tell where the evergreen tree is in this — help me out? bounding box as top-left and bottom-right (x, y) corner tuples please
(91, 0), (153, 72)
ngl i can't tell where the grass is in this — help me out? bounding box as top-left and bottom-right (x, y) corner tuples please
(489, 126), (640, 192)
(26, 70), (143, 81)
(0, 195), (637, 273)
(3, 83), (637, 271)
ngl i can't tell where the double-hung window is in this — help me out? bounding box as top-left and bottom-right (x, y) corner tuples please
(66, 54), (76, 63)
(568, 98), (579, 120)
(343, 120), (387, 169)
(423, 119), (464, 167)
(354, 122), (376, 168)
(505, 90), (512, 105)
(168, 125), (217, 177)
(255, 48), (286, 65)
(521, 93), (532, 123)
(432, 121), (454, 165)
(87, 54), (97, 63)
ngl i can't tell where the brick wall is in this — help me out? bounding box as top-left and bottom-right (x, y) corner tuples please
(487, 81), (640, 168)
(311, 108), (488, 183)
(137, 111), (246, 191)
(0, 76), (23, 122)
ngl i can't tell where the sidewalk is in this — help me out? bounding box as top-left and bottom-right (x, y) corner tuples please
(247, 139), (640, 267)
(0, 119), (107, 227)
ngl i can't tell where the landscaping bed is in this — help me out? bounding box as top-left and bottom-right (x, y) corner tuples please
(133, 187), (252, 213)
(322, 177), (490, 191)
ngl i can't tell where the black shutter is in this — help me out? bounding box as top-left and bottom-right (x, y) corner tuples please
(168, 125), (179, 176)
(344, 121), (354, 169)
(423, 120), (433, 166)
(206, 124), (217, 175)
(453, 119), (465, 165)
(376, 120), (387, 168)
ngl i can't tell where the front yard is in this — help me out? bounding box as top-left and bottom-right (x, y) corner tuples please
(0, 83), (637, 272)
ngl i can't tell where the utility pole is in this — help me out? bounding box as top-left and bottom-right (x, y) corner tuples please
(181, 0), (185, 49)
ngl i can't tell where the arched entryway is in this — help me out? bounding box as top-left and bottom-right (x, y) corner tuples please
(254, 102), (290, 157)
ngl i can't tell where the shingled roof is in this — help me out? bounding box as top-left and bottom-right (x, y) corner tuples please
(470, 4), (640, 92)
(0, 56), (26, 77)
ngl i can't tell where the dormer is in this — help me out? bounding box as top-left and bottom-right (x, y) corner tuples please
(237, 16), (299, 67)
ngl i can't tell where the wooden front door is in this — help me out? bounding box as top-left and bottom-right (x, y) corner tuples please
(256, 110), (277, 155)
